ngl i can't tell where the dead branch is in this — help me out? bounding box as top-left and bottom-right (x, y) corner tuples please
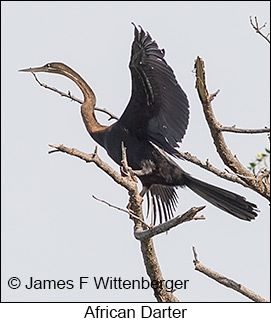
(192, 246), (269, 302)
(32, 72), (119, 121)
(26, 48), (269, 303)
(48, 144), (134, 189)
(194, 56), (270, 200)
(250, 16), (270, 43)
(48, 143), (179, 302)
(178, 151), (249, 187)
(220, 125), (270, 134)
(140, 238), (179, 302)
(134, 206), (206, 240)
(92, 195), (151, 228)
(120, 142), (138, 182)
(34, 70), (268, 194)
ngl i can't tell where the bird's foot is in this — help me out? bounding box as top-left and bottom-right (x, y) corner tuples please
(133, 160), (156, 177)
(120, 165), (138, 182)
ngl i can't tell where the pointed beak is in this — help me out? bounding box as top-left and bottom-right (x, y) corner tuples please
(19, 66), (46, 73)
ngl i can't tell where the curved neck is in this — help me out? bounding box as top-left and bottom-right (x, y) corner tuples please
(60, 65), (107, 134)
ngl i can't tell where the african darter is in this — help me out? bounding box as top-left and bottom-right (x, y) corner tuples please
(20, 24), (258, 224)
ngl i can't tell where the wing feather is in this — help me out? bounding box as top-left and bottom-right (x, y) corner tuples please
(119, 24), (188, 223)
(119, 24), (190, 156)
(146, 185), (179, 224)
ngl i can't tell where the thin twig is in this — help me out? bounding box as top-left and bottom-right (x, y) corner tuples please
(192, 246), (269, 302)
(192, 246), (199, 263)
(48, 144), (137, 193)
(134, 206), (206, 240)
(92, 195), (151, 228)
(32, 72), (119, 120)
(250, 16), (270, 43)
(92, 195), (131, 215)
(220, 125), (270, 134)
(224, 168), (255, 180)
(178, 151), (249, 187)
(95, 107), (119, 121)
(120, 142), (138, 182)
(32, 72), (83, 104)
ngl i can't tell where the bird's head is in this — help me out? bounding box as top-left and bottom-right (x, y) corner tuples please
(19, 62), (73, 78)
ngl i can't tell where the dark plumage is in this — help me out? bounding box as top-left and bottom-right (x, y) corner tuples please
(20, 24), (259, 224)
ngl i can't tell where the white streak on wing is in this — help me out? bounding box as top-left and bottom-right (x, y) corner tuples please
(150, 141), (171, 160)
(150, 141), (180, 167)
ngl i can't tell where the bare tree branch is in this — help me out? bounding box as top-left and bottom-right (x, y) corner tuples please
(25, 44), (268, 302)
(194, 56), (270, 200)
(120, 142), (138, 182)
(34, 70), (269, 194)
(48, 143), (179, 302)
(32, 72), (119, 121)
(48, 144), (137, 192)
(140, 238), (179, 302)
(95, 107), (119, 121)
(178, 151), (249, 187)
(134, 206), (206, 240)
(220, 125), (270, 134)
(192, 246), (269, 302)
(250, 16), (270, 43)
(92, 195), (151, 228)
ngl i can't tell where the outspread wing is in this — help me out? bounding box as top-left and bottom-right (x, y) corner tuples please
(119, 24), (190, 157)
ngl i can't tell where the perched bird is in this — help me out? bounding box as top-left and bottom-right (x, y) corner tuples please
(20, 24), (258, 224)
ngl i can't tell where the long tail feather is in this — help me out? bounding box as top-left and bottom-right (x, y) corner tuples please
(185, 175), (258, 221)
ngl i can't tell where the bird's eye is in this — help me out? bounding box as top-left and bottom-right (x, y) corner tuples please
(46, 63), (51, 68)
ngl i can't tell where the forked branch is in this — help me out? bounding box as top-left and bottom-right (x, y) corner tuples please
(134, 206), (206, 240)
(49, 143), (197, 302)
(178, 151), (249, 187)
(250, 16), (270, 43)
(31, 69), (269, 197)
(194, 56), (270, 200)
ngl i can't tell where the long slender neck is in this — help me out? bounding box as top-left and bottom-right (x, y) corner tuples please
(62, 66), (107, 134)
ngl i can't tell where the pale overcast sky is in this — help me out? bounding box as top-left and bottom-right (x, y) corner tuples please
(2, 1), (270, 304)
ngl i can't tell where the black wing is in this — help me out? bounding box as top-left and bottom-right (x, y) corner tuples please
(119, 24), (190, 157)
